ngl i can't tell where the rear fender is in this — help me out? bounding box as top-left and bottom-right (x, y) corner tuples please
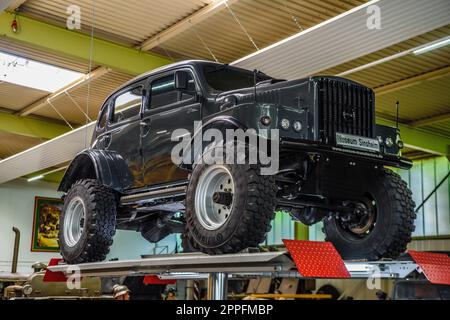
(58, 149), (133, 193)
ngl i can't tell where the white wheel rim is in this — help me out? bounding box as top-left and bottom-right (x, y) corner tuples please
(194, 165), (235, 231)
(64, 196), (86, 247)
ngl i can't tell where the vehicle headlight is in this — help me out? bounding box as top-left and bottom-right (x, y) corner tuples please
(385, 137), (394, 148)
(260, 115), (271, 126)
(280, 119), (290, 130)
(293, 121), (302, 132)
(396, 133), (404, 149)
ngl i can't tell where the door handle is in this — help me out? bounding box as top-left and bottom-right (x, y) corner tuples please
(186, 107), (199, 114)
(140, 121), (150, 129)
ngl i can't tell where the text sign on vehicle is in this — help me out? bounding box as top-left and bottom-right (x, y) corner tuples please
(335, 132), (380, 153)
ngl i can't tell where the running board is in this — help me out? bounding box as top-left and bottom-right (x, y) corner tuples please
(120, 186), (187, 205)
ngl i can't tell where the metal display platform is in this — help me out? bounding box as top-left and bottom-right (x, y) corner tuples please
(46, 240), (450, 300)
(47, 251), (420, 300)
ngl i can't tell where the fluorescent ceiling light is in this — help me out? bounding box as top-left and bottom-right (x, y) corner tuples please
(413, 37), (450, 55)
(27, 175), (44, 182)
(338, 36), (450, 76)
(26, 166), (68, 183)
(0, 51), (83, 92)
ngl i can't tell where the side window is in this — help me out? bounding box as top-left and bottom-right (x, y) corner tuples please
(97, 103), (109, 129)
(149, 71), (196, 109)
(150, 74), (177, 109)
(112, 86), (143, 124)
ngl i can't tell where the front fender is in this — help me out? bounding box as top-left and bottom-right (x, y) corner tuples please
(179, 116), (246, 170)
(58, 149), (133, 193)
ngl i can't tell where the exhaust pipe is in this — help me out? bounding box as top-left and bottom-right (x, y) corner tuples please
(12, 227), (20, 274)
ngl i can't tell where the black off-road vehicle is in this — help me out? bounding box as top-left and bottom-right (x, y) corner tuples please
(58, 60), (416, 263)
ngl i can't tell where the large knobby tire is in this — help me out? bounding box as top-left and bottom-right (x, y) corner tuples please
(184, 150), (277, 254)
(323, 168), (416, 260)
(59, 179), (117, 264)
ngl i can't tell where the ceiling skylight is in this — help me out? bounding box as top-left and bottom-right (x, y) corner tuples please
(0, 51), (83, 92)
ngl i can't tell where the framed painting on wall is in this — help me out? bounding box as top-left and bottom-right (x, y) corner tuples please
(31, 196), (63, 252)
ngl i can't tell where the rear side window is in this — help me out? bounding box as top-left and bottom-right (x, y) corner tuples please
(112, 86), (143, 123)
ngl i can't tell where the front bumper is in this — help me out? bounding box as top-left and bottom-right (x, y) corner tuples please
(280, 139), (412, 170)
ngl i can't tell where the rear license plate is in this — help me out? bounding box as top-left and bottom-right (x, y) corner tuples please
(335, 132), (380, 152)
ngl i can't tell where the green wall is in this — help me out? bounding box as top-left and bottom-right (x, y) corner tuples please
(397, 156), (450, 237)
(264, 212), (295, 245)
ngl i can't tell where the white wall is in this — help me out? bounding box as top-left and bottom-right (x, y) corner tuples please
(0, 180), (178, 274)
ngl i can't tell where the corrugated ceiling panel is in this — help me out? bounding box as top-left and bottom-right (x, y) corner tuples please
(376, 75), (450, 122)
(157, 0), (366, 63)
(322, 25), (450, 77)
(421, 121), (450, 139)
(0, 132), (43, 160)
(21, 0), (210, 46)
(345, 47), (450, 89)
(0, 122), (95, 184)
(322, 25), (450, 88)
(0, 82), (48, 111)
(232, 0), (450, 80)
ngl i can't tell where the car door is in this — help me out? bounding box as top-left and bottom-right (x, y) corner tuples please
(141, 68), (202, 186)
(104, 82), (145, 189)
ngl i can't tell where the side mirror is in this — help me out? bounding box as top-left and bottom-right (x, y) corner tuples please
(174, 71), (189, 90)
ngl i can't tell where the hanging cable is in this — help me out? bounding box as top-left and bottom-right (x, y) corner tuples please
(283, 0), (303, 31)
(225, 1), (259, 51)
(47, 99), (74, 130)
(160, 45), (175, 63)
(64, 91), (92, 122)
(193, 28), (219, 62)
(85, 0), (96, 148)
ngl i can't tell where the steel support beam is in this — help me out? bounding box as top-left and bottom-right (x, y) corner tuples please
(408, 112), (450, 128)
(374, 66), (450, 96)
(0, 111), (70, 139)
(377, 118), (450, 156)
(0, 0), (25, 12)
(0, 0), (11, 12)
(138, 0), (239, 51)
(0, 11), (170, 75)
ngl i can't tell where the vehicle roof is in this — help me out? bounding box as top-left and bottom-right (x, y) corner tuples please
(118, 59), (222, 91)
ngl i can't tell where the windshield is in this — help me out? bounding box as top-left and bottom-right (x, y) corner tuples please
(203, 65), (272, 92)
